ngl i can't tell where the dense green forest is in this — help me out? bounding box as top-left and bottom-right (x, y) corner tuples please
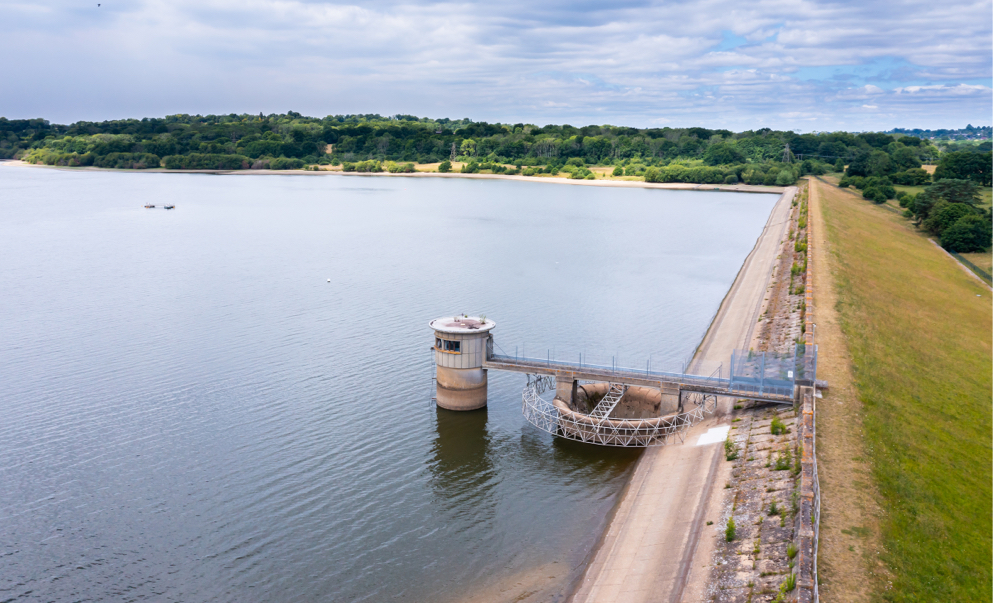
(1, 113), (989, 190)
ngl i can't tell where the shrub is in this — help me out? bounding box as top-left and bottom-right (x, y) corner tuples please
(350, 160), (382, 172)
(270, 157), (304, 170)
(774, 447), (793, 471)
(163, 153), (249, 170)
(438, 160), (452, 173)
(725, 174), (738, 184)
(862, 187), (887, 204)
(386, 161), (415, 173)
(776, 168), (796, 186)
(770, 416), (786, 435)
(612, 166), (623, 176)
(725, 518), (736, 542)
(565, 157), (585, 167)
(783, 572), (796, 592)
(92, 152), (161, 169)
(724, 436), (739, 461)
(787, 542), (798, 559)
(892, 168), (931, 185)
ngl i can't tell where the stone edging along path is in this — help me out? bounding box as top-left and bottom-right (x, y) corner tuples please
(797, 178), (819, 603)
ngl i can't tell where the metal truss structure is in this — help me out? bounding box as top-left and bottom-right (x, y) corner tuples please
(521, 375), (708, 447)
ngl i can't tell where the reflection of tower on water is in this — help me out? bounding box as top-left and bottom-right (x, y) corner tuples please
(429, 406), (498, 519)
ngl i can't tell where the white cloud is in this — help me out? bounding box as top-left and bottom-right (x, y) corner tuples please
(0, 0), (989, 129)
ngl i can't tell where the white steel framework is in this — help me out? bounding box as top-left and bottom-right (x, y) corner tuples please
(521, 375), (708, 447)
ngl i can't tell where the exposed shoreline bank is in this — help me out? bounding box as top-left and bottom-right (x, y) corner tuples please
(0, 159), (786, 195)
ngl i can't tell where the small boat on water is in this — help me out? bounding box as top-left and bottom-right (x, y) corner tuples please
(144, 204), (155, 208)
(164, 205), (175, 210)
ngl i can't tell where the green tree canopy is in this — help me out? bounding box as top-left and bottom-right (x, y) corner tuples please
(934, 151), (992, 186)
(702, 142), (745, 166)
(940, 214), (992, 252)
(930, 179), (982, 205)
(922, 201), (977, 236)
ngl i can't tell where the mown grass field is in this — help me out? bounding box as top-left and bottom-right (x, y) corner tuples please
(818, 180), (992, 601)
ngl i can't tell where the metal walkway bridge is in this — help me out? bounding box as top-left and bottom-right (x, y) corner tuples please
(484, 346), (817, 406)
(482, 343), (818, 447)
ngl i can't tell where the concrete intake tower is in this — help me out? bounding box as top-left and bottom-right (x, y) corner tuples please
(430, 315), (495, 411)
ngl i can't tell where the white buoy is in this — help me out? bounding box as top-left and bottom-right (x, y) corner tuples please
(327, 279), (331, 282)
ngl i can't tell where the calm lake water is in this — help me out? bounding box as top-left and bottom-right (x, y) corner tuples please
(0, 167), (777, 602)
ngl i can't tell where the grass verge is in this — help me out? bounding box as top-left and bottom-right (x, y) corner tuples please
(818, 179), (991, 601)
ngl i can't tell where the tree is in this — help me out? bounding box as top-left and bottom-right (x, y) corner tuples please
(858, 132), (893, 148)
(890, 146), (922, 170)
(933, 151), (992, 186)
(846, 150), (871, 177)
(438, 160), (451, 173)
(867, 150), (893, 176)
(922, 201), (976, 236)
(941, 214), (992, 252)
(911, 189), (940, 222)
(702, 142), (745, 165)
(930, 179), (981, 205)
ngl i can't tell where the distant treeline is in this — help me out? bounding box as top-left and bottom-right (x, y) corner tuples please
(886, 125), (992, 141)
(1, 113), (990, 187)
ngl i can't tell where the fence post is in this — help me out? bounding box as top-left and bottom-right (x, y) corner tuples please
(729, 350), (735, 390)
(759, 352), (766, 394)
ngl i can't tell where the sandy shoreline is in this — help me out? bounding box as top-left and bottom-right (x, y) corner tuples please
(0, 159), (786, 195)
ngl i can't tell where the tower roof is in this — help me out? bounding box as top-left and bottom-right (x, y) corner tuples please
(430, 316), (496, 334)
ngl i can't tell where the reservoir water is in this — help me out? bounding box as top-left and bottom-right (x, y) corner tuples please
(0, 167), (778, 602)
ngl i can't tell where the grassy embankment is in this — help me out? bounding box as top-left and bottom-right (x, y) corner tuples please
(822, 173), (993, 278)
(818, 179), (991, 600)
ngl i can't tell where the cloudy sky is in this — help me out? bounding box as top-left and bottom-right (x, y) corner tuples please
(2, 0), (991, 130)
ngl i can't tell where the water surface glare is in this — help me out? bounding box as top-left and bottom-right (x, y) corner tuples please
(0, 168), (778, 602)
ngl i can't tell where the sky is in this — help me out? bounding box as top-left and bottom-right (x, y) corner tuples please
(2, 0), (991, 131)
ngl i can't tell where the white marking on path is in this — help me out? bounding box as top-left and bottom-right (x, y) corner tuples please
(695, 425), (731, 446)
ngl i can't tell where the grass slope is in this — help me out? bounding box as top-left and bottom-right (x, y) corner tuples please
(819, 180), (992, 601)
